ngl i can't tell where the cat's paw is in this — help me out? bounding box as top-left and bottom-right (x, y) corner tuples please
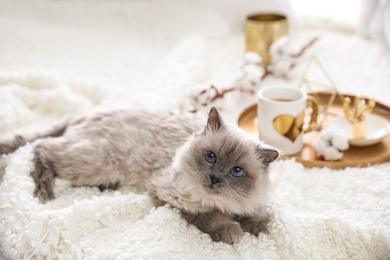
(236, 213), (270, 236)
(246, 218), (270, 235)
(209, 223), (243, 244)
(34, 186), (55, 202)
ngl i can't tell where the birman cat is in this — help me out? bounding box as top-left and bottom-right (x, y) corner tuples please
(0, 107), (279, 244)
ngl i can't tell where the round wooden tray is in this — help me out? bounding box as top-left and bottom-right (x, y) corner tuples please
(237, 93), (390, 169)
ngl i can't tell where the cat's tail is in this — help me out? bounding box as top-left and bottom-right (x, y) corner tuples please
(0, 121), (68, 155)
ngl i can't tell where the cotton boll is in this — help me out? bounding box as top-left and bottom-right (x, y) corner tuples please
(286, 42), (300, 58)
(232, 70), (245, 83)
(315, 137), (329, 155)
(235, 77), (255, 92)
(185, 84), (209, 110)
(270, 36), (302, 60)
(269, 36), (291, 60)
(207, 86), (218, 101)
(269, 37), (303, 81)
(269, 37), (300, 79)
(233, 65), (261, 92)
(331, 134), (349, 151)
(315, 138), (342, 161)
(315, 126), (349, 161)
(323, 146), (344, 161)
(186, 84), (208, 97)
(315, 137), (344, 161)
(243, 52), (263, 65)
(318, 127), (336, 141)
(242, 64), (264, 84)
(322, 126), (349, 151)
(270, 59), (292, 78)
(233, 52), (265, 91)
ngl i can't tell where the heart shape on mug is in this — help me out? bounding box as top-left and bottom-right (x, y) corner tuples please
(273, 111), (304, 142)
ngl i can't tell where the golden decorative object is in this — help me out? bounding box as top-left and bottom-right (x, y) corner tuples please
(298, 56), (346, 130)
(245, 13), (288, 65)
(343, 95), (376, 139)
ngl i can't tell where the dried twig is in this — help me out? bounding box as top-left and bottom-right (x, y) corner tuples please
(190, 37), (319, 111)
(291, 37), (319, 59)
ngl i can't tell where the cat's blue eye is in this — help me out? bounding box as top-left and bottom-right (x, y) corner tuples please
(204, 150), (216, 164)
(230, 166), (244, 177)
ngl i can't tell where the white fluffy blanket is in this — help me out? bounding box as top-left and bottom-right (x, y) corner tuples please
(1, 1), (390, 259)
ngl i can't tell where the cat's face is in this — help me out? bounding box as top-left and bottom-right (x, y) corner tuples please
(172, 107), (279, 215)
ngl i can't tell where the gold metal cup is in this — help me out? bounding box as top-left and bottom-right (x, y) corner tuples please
(245, 13), (289, 65)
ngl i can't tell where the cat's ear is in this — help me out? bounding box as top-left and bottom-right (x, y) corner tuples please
(256, 146), (279, 164)
(205, 107), (224, 132)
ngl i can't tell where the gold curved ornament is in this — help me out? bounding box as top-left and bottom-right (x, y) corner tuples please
(343, 95), (375, 139)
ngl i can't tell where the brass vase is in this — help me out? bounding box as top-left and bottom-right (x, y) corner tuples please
(245, 13), (289, 65)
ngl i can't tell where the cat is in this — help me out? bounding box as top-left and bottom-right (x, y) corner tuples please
(0, 106), (279, 244)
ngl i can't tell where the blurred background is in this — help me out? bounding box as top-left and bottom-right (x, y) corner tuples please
(0, 0), (388, 117)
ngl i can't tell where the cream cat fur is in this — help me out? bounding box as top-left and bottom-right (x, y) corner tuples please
(0, 107), (279, 244)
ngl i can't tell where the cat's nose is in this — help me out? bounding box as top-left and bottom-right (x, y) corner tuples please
(209, 174), (222, 185)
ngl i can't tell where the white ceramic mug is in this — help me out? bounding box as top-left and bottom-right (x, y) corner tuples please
(257, 86), (318, 155)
